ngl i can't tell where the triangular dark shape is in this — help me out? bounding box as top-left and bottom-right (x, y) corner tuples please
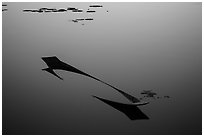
(92, 96), (149, 120)
(42, 68), (63, 80)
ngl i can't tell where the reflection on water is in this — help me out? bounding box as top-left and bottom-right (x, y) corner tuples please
(93, 95), (149, 120)
(41, 56), (142, 103)
(2, 2), (201, 135)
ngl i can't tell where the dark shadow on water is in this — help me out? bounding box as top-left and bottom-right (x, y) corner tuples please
(42, 56), (95, 79)
(92, 95), (149, 120)
(42, 68), (63, 80)
(41, 56), (141, 103)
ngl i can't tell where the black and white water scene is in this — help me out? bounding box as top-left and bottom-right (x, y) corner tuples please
(2, 2), (201, 135)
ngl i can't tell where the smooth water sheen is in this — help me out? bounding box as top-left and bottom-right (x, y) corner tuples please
(2, 2), (201, 135)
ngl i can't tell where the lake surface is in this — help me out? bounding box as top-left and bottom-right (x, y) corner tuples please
(2, 2), (202, 135)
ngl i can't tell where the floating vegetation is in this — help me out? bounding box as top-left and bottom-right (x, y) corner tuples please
(2, 4), (8, 12)
(22, 4), (108, 25)
(23, 8), (67, 13)
(89, 5), (103, 8)
(86, 10), (96, 13)
(2, 9), (8, 11)
(76, 18), (85, 21)
(85, 18), (94, 20)
(67, 7), (77, 10)
(72, 9), (83, 12)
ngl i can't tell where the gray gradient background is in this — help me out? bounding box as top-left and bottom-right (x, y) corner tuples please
(2, 2), (202, 135)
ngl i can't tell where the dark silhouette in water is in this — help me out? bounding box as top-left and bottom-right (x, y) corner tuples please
(42, 68), (63, 80)
(92, 95), (149, 120)
(72, 9), (83, 12)
(30, 10), (38, 12)
(76, 18), (84, 21)
(23, 8), (68, 13)
(46, 8), (56, 11)
(70, 19), (85, 23)
(2, 9), (8, 11)
(2, 4), (7, 6)
(38, 7), (59, 12)
(57, 9), (67, 12)
(89, 5), (103, 8)
(37, 10), (43, 13)
(141, 90), (170, 99)
(52, 9), (58, 12)
(71, 19), (78, 23)
(164, 95), (170, 98)
(86, 10), (96, 13)
(85, 18), (94, 20)
(39, 7), (49, 10)
(28, 9), (43, 13)
(141, 90), (157, 97)
(23, 9), (33, 12)
(67, 7), (77, 10)
(41, 56), (141, 103)
(41, 56), (98, 80)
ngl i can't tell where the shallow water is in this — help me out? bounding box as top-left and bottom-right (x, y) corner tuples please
(2, 2), (202, 135)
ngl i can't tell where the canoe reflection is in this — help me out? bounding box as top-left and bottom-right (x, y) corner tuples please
(93, 95), (149, 120)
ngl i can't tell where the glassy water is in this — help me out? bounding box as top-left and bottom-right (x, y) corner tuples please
(2, 2), (201, 134)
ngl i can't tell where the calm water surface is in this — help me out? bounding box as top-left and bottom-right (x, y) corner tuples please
(2, 2), (202, 134)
